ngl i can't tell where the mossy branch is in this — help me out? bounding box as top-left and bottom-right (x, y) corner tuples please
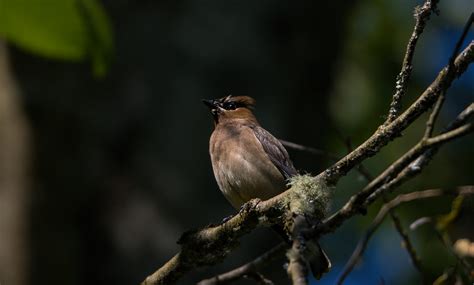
(142, 176), (331, 285)
(141, 11), (474, 285)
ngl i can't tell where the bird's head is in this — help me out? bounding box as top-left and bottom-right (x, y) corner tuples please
(202, 95), (257, 124)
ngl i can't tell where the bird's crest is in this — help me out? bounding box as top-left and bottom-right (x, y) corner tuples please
(220, 95), (256, 109)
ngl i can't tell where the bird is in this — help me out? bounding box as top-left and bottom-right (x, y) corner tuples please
(203, 95), (331, 279)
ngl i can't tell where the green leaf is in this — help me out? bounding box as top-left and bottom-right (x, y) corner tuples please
(76, 0), (114, 77)
(436, 195), (464, 232)
(0, 0), (113, 76)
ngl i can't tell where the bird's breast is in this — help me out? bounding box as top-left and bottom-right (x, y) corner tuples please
(209, 124), (286, 209)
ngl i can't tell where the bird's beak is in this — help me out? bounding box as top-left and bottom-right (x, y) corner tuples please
(202, 99), (217, 109)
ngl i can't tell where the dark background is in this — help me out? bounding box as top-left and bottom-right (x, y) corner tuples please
(4, 0), (474, 284)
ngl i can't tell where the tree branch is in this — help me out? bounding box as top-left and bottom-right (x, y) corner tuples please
(388, 209), (426, 282)
(423, 12), (473, 138)
(323, 41), (474, 185)
(197, 243), (286, 285)
(385, 0), (439, 123)
(423, 91), (445, 139)
(142, 174), (330, 285)
(142, 45), (474, 285)
(448, 13), (473, 69)
(336, 186), (474, 285)
(337, 134), (426, 281)
(286, 216), (310, 285)
(141, 12), (474, 285)
(279, 139), (339, 161)
(410, 101), (473, 173)
(320, 103), (474, 235)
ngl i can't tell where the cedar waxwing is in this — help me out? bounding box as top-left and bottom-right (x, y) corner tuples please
(203, 95), (331, 279)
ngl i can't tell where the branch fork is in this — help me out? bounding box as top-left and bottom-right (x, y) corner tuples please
(142, 6), (474, 285)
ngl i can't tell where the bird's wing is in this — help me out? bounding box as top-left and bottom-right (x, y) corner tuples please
(251, 125), (297, 180)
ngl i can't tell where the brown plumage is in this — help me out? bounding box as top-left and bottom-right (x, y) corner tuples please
(203, 95), (296, 208)
(203, 95), (331, 279)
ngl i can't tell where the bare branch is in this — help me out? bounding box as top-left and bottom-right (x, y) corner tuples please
(141, 173), (331, 285)
(385, 0), (440, 123)
(445, 103), (474, 130)
(364, 122), (473, 205)
(388, 210), (425, 282)
(337, 132), (426, 280)
(336, 186), (474, 285)
(321, 103), (474, 235)
(409, 217), (432, 231)
(142, 80), (474, 285)
(345, 121), (472, 220)
(141, 12), (474, 285)
(423, 91), (445, 139)
(338, 136), (426, 282)
(197, 243), (286, 285)
(279, 139), (339, 161)
(422, 13), (473, 138)
(425, 123), (473, 145)
(365, 108), (473, 204)
(404, 102), (474, 179)
(245, 272), (274, 285)
(291, 128), (428, 283)
(448, 13), (474, 69)
(323, 41), (474, 185)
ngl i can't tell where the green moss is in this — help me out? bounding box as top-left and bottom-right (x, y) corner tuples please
(285, 175), (333, 220)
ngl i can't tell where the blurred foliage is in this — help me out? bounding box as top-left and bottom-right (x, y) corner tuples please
(0, 0), (113, 76)
(437, 195), (464, 232)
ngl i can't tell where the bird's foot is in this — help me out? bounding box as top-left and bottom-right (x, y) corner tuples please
(238, 198), (261, 215)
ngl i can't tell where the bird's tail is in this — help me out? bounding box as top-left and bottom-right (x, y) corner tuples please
(304, 240), (331, 280)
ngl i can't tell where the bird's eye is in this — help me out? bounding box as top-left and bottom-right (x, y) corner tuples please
(222, 101), (237, 110)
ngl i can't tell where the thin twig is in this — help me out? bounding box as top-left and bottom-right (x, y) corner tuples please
(320, 103), (474, 236)
(324, 41), (474, 185)
(335, 133), (426, 282)
(245, 272), (274, 285)
(197, 243), (286, 285)
(353, 121), (472, 212)
(445, 103), (474, 130)
(365, 122), (473, 205)
(387, 209), (426, 282)
(385, 0), (440, 123)
(141, 23), (474, 285)
(279, 139), (340, 161)
(409, 217), (432, 231)
(336, 186), (474, 285)
(424, 13), (473, 138)
(282, 136), (373, 180)
(448, 13), (474, 69)
(368, 105), (474, 205)
(408, 103), (474, 178)
(424, 91), (445, 139)
(424, 123), (473, 145)
(337, 135), (373, 182)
